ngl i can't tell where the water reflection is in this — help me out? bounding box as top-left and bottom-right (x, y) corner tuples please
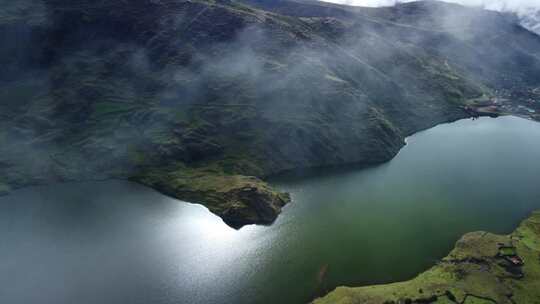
(2, 116), (540, 304)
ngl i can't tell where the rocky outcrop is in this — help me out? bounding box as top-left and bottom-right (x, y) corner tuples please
(133, 171), (290, 228)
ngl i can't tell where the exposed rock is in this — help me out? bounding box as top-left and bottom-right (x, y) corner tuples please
(133, 171), (290, 228)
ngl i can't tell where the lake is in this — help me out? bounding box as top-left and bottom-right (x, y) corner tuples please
(2, 116), (540, 304)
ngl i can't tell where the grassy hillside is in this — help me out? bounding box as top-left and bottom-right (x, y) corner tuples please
(1, 0), (539, 227)
(315, 210), (540, 304)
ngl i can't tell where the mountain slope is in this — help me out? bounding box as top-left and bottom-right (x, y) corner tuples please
(1, 0), (540, 227)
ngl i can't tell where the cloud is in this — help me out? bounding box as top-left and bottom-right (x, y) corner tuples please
(321, 0), (539, 11)
(320, 0), (540, 33)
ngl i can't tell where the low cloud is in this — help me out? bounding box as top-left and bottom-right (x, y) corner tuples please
(320, 0), (540, 33)
(322, 0), (539, 11)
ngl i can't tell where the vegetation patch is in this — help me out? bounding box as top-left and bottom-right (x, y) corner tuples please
(314, 211), (540, 304)
(132, 166), (291, 228)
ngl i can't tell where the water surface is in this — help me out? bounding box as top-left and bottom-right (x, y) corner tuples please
(2, 116), (540, 304)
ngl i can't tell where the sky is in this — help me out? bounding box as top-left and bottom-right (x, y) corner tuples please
(321, 0), (540, 13)
(321, 0), (540, 33)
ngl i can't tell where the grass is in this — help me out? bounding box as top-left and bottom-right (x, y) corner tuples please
(132, 163), (290, 223)
(499, 247), (517, 256)
(314, 211), (540, 304)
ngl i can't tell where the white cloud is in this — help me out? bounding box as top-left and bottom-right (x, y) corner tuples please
(321, 0), (540, 33)
(321, 0), (539, 11)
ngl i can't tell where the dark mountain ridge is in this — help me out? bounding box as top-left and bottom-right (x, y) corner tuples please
(1, 0), (540, 227)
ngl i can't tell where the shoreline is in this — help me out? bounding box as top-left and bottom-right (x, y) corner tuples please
(2, 115), (537, 229)
(0, 111), (473, 228)
(314, 210), (540, 304)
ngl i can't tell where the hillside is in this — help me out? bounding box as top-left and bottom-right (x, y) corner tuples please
(1, 0), (540, 227)
(315, 210), (540, 304)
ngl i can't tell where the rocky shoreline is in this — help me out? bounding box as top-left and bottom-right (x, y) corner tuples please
(314, 210), (540, 304)
(132, 171), (290, 229)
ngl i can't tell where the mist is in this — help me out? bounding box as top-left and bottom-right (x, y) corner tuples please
(320, 0), (540, 33)
(322, 0), (540, 11)
(2, 0), (540, 195)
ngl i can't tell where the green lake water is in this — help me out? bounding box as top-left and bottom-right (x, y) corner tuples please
(2, 116), (540, 304)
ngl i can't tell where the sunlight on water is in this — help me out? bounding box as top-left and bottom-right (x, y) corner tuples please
(2, 116), (540, 304)
(185, 206), (239, 241)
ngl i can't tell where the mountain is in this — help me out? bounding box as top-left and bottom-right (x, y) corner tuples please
(1, 0), (540, 228)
